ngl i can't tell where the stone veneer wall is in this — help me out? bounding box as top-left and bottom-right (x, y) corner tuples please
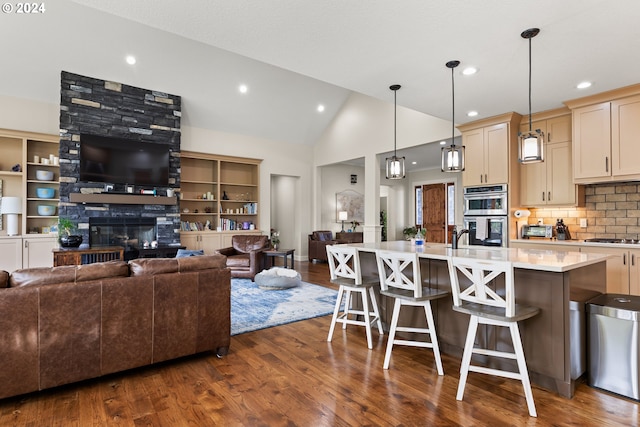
(59, 71), (181, 247)
(528, 182), (640, 241)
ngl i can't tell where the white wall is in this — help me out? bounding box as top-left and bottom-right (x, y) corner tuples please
(176, 126), (315, 258)
(319, 163), (365, 233)
(314, 92), (453, 168)
(313, 91), (457, 239)
(0, 82), (458, 252)
(379, 175), (407, 241)
(0, 96), (316, 258)
(0, 95), (59, 134)
(270, 175), (298, 251)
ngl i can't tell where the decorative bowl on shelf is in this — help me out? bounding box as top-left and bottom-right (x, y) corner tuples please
(59, 235), (83, 248)
(37, 205), (56, 216)
(36, 187), (55, 198)
(36, 170), (54, 181)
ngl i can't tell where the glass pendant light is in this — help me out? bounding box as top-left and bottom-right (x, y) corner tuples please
(385, 84), (405, 179)
(442, 60), (465, 172)
(518, 27), (544, 163)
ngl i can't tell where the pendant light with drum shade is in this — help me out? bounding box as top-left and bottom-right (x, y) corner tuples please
(441, 60), (465, 172)
(519, 27), (544, 163)
(385, 84), (405, 179)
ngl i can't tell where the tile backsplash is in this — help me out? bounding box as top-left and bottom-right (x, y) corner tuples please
(525, 183), (640, 241)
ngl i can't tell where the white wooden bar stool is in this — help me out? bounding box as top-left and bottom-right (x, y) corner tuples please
(326, 245), (384, 349)
(447, 257), (540, 417)
(375, 250), (449, 373)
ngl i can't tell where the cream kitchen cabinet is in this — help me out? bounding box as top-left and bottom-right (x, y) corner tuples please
(519, 113), (583, 206)
(571, 102), (610, 181)
(0, 236), (57, 271)
(458, 112), (521, 188)
(567, 86), (640, 183)
(579, 246), (638, 295)
(22, 236), (57, 268)
(180, 232), (221, 254)
(461, 123), (507, 186)
(629, 249), (640, 296)
(0, 237), (22, 272)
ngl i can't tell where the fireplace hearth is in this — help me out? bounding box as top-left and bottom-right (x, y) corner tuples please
(90, 217), (157, 261)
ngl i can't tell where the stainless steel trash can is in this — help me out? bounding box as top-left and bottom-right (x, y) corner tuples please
(570, 289), (601, 380)
(588, 294), (640, 400)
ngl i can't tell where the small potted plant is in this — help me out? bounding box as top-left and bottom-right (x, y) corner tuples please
(270, 229), (280, 250)
(350, 220), (360, 232)
(402, 226), (418, 241)
(58, 217), (83, 248)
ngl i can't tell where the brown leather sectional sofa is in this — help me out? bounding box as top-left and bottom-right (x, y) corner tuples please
(0, 254), (231, 400)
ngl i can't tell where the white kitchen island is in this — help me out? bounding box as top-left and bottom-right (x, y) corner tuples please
(344, 241), (610, 398)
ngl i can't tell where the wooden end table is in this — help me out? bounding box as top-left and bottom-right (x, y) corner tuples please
(263, 248), (295, 269)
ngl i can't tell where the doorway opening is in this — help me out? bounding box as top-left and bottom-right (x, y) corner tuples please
(414, 182), (456, 244)
(270, 175), (300, 254)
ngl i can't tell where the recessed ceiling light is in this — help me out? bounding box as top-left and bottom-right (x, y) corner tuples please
(125, 55), (136, 65)
(412, 161), (417, 165)
(440, 141), (447, 145)
(577, 81), (592, 89)
(238, 84), (248, 94)
(317, 104), (325, 113)
(462, 67), (477, 75)
(467, 111), (478, 117)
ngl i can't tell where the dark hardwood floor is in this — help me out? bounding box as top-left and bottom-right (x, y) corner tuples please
(0, 260), (637, 426)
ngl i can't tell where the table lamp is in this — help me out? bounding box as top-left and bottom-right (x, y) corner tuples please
(338, 211), (348, 232)
(1, 196), (22, 236)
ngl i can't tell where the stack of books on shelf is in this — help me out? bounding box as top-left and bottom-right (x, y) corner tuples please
(220, 218), (242, 231)
(180, 221), (210, 231)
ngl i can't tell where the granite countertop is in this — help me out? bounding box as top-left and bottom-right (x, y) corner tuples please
(347, 240), (610, 273)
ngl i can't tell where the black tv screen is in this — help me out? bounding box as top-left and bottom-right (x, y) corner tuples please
(79, 134), (170, 187)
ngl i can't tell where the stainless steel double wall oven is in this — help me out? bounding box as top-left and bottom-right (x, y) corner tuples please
(463, 184), (509, 247)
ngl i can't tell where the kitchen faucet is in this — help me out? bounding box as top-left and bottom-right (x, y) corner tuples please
(451, 225), (469, 249)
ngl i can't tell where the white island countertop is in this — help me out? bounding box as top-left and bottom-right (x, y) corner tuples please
(345, 240), (611, 273)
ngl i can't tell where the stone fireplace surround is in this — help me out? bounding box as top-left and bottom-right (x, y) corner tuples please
(89, 217), (156, 261)
(59, 71), (181, 248)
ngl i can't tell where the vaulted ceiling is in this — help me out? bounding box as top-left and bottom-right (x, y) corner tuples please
(3, 1), (640, 169)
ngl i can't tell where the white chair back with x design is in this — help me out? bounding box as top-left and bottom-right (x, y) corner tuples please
(447, 256), (539, 417)
(326, 245), (383, 349)
(375, 250), (448, 373)
(449, 257), (515, 316)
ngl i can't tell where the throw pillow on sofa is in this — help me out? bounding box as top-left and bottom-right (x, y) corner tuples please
(176, 249), (204, 258)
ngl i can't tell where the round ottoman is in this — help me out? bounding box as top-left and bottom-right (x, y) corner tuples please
(255, 267), (301, 290)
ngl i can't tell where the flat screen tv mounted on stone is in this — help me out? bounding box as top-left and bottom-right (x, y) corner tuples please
(79, 133), (170, 187)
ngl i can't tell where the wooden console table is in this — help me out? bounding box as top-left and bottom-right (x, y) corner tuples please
(53, 246), (125, 266)
(336, 231), (363, 243)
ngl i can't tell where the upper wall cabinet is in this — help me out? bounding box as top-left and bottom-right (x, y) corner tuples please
(518, 110), (584, 207)
(566, 84), (640, 184)
(458, 112), (521, 188)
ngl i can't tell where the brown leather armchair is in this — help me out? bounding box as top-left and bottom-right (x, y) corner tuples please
(216, 235), (270, 279)
(308, 231), (338, 262)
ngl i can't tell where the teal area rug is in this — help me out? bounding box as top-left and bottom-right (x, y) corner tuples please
(231, 278), (338, 335)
